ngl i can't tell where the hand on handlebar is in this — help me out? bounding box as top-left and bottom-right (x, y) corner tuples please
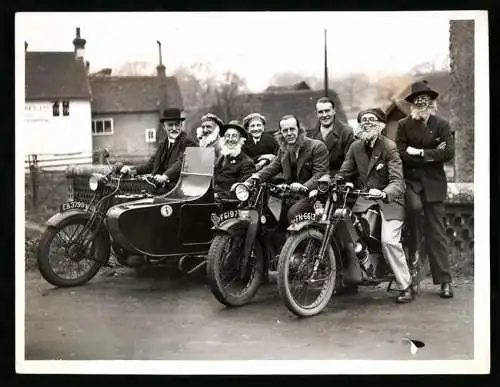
(367, 188), (387, 200)
(120, 166), (134, 176)
(153, 174), (169, 185)
(290, 182), (308, 193)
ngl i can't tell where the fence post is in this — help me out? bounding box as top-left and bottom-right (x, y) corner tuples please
(29, 154), (39, 210)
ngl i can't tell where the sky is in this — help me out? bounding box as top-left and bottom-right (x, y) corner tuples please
(17, 12), (458, 92)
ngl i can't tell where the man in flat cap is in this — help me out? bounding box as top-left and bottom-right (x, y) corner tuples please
(335, 108), (414, 303)
(395, 80), (455, 298)
(196, 113), (224, 157)
(214, 120), (256, 197)
(121, 108), (196, 188)
(241, 112), (279, 171)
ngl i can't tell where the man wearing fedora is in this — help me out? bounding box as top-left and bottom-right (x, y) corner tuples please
(335, 108), (414, 303)
(307, 97), (355, 175)
(395, 80), (455, 298)
(241, 112), (279, 171)
(214, 120), (256, 197)
(244, 114), (329, 224)
(122, 108), (196, 187)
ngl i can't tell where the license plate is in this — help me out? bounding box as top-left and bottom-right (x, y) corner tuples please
(60, 201), (87, 212)
(210, 209), (240, 227)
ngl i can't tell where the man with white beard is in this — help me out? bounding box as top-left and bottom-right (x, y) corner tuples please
(214, 121), (256, 197)
(196, 113), (224, 157)
(395, 80), (455, 299)
(335, 108), (414, 303)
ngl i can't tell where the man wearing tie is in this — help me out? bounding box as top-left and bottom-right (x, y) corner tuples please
(121, 108), (197, 188)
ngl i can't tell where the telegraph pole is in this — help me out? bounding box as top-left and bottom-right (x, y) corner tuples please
(324, 29), (329, 98)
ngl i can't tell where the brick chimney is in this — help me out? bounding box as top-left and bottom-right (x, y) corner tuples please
(73, 27), (87, 61)
(156, 40), (168, 118)
(156, 40), (166, 78)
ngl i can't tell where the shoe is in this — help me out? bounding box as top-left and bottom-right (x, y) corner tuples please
(440, 283), (454, 298)
(396, 286), (415, 303)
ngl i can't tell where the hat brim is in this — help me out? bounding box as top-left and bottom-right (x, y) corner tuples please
(404, 89), (439, 103)
(160, 117), (186, 122)
(201, 117), (224, 129)
(221, 124), (248, 139)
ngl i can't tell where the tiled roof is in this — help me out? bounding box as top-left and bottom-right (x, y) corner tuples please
(89, 75), (183, 114)
(25, 52), (91, 100)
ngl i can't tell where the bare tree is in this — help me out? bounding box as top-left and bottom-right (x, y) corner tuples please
(210, 71), (250, 122)
(268, 72), (323, 90)
(372, 73), (414, 107)
(331, 73), (374, 112)
(114, 61), (156, 76)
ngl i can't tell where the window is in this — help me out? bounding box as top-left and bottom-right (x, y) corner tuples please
(92, 118), (114, 136)
(52, 101), (60, 116)
(62, 100), (70, 116)
(145, 128), (156, 143)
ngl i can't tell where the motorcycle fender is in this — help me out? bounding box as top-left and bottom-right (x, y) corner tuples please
(46, 209), (90, 228)
(213, 218), (252, 234)
(287, 220), (320, 233)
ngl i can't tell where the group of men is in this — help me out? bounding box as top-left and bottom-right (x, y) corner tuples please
(122, 79), (455, 305)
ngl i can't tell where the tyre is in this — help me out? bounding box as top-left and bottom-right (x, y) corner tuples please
(277, 228), (337, 317)
(37, 217), (110, 287)
(206, 227), (265, 307)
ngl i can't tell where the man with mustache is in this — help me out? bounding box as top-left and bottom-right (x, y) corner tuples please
(244, 114), (329, 224)
(395, 80), (455, 298)
(307, 97), (355, 175)
(214, 120), (256, 198)
(335, 108), (414, 303)
(241, 112), (279, 171)
(196, 113), (224, 158)
(121, 108), (196, 188)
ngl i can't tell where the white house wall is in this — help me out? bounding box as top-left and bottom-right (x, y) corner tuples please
(24, 100), (92, 166)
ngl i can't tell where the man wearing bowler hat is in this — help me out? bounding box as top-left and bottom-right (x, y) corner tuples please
(395, 80), (455, 298)
(121, 108), (196, 187)
(214, 120), (256, 197)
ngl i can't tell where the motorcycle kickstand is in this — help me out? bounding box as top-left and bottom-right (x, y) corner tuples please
(178, 255), (207, 275)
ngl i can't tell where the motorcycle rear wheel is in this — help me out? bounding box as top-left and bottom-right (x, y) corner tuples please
(37, 218), (110, 287)
(277, 228), (337, 317)
(206, 228), (265, 307)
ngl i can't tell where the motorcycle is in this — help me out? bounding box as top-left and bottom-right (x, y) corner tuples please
(206, 179), (308, 307)
(277, 176), (423, 317)
(37, 147), (235, 287)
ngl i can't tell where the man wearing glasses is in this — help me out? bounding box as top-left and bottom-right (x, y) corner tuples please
(335, 108), (414, 303)
(121, 108), (197, 187)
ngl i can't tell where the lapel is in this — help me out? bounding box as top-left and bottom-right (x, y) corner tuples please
(323, 122), (340, 151)
(281, 151), (291, 180)
(308, 123), (321, 140)
(296, 139), (311, 176)
(365, 138), (383, 180)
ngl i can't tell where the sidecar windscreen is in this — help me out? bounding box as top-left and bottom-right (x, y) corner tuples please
(155, 146), (215, 202)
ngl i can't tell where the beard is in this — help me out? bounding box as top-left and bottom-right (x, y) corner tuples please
(410, 100), (438, 120)
(219, 137), (246, 157)
(198, 127), (220, 148)
(357, 122), (385, 143)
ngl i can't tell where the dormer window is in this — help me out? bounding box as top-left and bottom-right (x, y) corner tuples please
(52, 101), (60, 116)
(62, 100), (70, 116)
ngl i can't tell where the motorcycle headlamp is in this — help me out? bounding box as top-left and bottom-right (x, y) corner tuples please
(234, 183), (250, 202)
(89, 173), (105, 191)
(317, 175), (331, 194)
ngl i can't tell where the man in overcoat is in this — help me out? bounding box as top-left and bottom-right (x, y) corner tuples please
(245, 114), (329, 223)
(214, 121), (256, 197)
(122, 108), (197, 188)
(395, 80), (455, 298)
(336, 108), (414, 303)
(241, 112), (279, 171)
(307, 97), (355, 175)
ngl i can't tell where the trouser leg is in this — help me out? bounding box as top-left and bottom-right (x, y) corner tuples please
(423, 201), (452, 284)
(380, 211), (411, 290)
(405, 186), (424, 258)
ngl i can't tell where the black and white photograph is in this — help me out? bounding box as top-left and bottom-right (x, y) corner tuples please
(15, 11), (489, 374)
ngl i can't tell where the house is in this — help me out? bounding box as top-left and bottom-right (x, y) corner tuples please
(236, 82), (349, 134)
(89, 62), (183, 163)
(24, 28), (92, 167)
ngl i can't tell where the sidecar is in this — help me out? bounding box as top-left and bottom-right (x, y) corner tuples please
(105, 147), (230, 262)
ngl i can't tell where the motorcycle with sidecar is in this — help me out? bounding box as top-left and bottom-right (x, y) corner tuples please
(276, 176), (425, 317)
(37, 147), (236, 287)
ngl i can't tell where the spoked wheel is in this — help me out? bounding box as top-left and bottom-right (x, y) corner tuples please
(206, 228), (265, 307)
(277, 229), (337, 317)
(37, 218), (110, 287)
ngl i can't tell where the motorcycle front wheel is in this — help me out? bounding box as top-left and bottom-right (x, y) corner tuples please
(206, 228), (265, 307)
(277, 228), (337, 317)
(37, 217), (110, 287)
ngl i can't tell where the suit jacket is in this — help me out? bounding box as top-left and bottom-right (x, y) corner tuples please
(337, 136), (406, 220)
(242, 132), (279, 162)
(214, 152), (256, 193)
(307, 118), (355, 175)
(255, 137), (329, 191)
(395, 115), (454, 203)
(136, 132), (197, 180)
